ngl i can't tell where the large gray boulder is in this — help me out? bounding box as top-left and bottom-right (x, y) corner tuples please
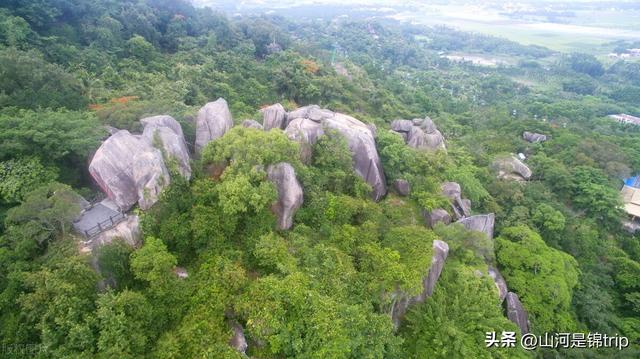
(424, 240), (450, 297)
(391, 240), (449, 328)
(195, 98), (233, 153)
(390, 119), (414, 132)
(266, 163), (304, 230)
(261, 103), (287, 130)
(141, 115), (184, 139)
(391, 117), (446, 151)
(141, 115), (191, 179)
(488, 266), (508, 302)
(284, 118), (325, 163)
(229, 321), (248, 354)
(132, 150), (170, 210)
(493, 155), (532, 181)
(79, 215), (141, 254)
(89, 130), (170, 211)
(393, 179), (411, 196)
(242, 119), (263, 130)
(423, 208), (451, 228)
(441, 182), (471, 220)
(523, 131), (547, 143)
(284, 107), (387, 201)
(287, 105), (334, 123)
(457, 214), (495, 240)
(505, 292), (530, 334)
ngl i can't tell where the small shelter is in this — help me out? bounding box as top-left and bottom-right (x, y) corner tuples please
(621, 176), (640, 219)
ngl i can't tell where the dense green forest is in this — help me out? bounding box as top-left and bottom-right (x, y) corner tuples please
(1, 0), (640, 358)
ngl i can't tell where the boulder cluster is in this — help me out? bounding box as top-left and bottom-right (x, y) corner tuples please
(418, 177), (529, 333)
(86, 98), (531, 338)
(89, 115), (191, 212)
(423, 181), (472, 228)
(282, 105), (387, 201)
(195, 98), (233, 153)
(390, 117), (446, 151)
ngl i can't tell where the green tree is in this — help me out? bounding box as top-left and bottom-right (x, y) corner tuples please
(0, 108), (102, 163)
(96, 290), (154, 358)
(0, 157), (58, 204)
(5, 182), (81, 238)
(0, 48), (88, 110)
(19, 257), (98, 357)
(532, 203), (565, 237)
(496, 226), (580, 333)
(125, 35), (157, 62)
(401, 261), (529, 359)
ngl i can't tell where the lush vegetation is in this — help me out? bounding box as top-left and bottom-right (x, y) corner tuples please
(1, 0), (639, 358)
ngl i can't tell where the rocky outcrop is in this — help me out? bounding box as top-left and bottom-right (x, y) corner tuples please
(141, 115), (191, 179)
(284, 106), (387, 201)
(266, 163), (304, 230)
(423, 208), (452, 228)
(229, 321), (248, 354)
(390, 119), (413, 133)
(89, 130), (170, 211)
(457, 214), (495, 240)
(132, 150), (170, 210)
(141, 115), (185, 139)
(488, 266), (508, 302)
(80, 215), (141, 254)
(367, 123), (377, 137)
(393, 179), (411, 196)
(261, 103), (287, 130)
(391, 240), (449, 328)
(287, 105), (334, 123)
(441, 182), (471, 220)
(493, 156), (532, 181)
(242, 119), (263, 130)
(505, 292), (530, 333)
(391, 117), (446, 151)
(523, 131), (547, 143)
(424, 240), (449, 297)
(195, 98), (233, 153)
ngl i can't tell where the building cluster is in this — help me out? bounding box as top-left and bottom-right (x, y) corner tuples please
(608, 114), (640, 126)
(608, 48), (640, 59)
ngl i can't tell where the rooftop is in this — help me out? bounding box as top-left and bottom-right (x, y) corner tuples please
(609, 114), (640, 126)
(621, 185), (640, 218)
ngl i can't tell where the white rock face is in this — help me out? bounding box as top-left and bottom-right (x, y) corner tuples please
(284, 106), (387, 201)
(261, 103), (287, 130)
(266, 163), (304, 230)
(141, 115), (191, 179)
(89, 130), (170, 211)
(195, 98), (233, 153)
